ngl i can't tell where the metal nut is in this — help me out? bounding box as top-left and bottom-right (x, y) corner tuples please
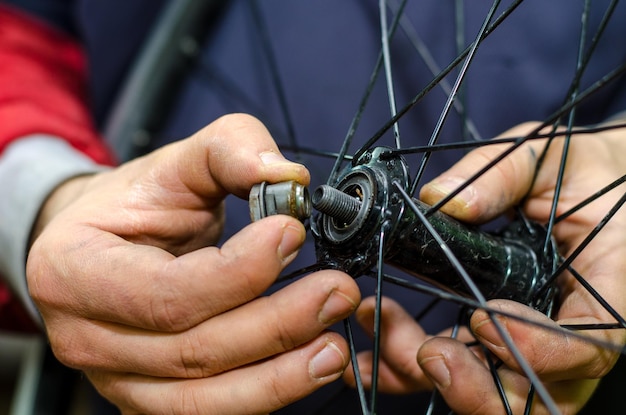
(249, 181), (311, 222)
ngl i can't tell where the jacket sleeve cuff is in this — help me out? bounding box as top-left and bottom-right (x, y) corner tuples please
(0, 135), (110, 324)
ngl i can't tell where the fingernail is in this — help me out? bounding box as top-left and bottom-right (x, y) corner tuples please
(473, 316), (507, 349)
(278, 223), (304, 262)
(309, 341), (346, 380)
(260, 151), (288, 165)
(318, 290), (358, 325)
(420, 355), (451, 389)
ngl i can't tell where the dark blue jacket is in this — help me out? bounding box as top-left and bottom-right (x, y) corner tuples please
(6, 0), (626, 413)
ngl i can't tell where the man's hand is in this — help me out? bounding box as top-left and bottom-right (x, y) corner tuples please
(27, 114), (361, 414)
(345, 122), (626, 414)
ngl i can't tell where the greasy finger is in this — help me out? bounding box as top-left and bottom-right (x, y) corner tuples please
(419, 336), (599, 414)
(470, 300), (622, 382)
(418, 337), (528, 414)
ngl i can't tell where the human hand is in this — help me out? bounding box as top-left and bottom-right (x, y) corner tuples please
(344, 122), (626, 413)
(27, 114), (361, 414)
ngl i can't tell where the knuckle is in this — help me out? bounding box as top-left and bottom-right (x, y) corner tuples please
(85, 371), (136, 413)
(149, 295), (191, 332)
(178, 333), (222, 378)
(271, 302), (300, 351)
(48, 327), (92, 369)
(148, 267), (195, 331)
(26, 248), (60, 306)
(275, 323), (300, 351)
(177, 383), (205, 415)
(264, 367), (295, 410)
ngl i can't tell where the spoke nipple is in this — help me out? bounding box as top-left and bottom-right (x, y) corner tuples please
(312, 185), (362, 224)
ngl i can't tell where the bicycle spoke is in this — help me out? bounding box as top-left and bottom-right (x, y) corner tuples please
(541, 0), (589, 255)
(566, 264), (626, 329)
(352, 0), (525, 163)
(523, 386), (536, 415)
(411, 0), (502, 195)
(540, 191), (626, 291)
(385, 122), (626, 156)
(554, 174), (626, 224)
(369, 216), (390, 414)
(328, 0), (409, 184)
(345, 318), (372, 415)
(386, 0), (483, 142)
(485, 348), (514, 415)
(379, 0), (402, 149)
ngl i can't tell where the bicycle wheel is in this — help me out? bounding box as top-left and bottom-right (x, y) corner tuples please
(254, 2), (626, 414)
(106, 1), (626, 414)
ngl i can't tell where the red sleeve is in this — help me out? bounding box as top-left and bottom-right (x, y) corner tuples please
(0, 5), (116, 332)
(0, 4), (116, 165)
(0, 284), (38, 333)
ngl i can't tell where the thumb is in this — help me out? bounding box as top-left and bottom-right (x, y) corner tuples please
(419, 122), (544, 223)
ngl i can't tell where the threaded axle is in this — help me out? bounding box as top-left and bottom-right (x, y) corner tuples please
(312, 185), (362, 224)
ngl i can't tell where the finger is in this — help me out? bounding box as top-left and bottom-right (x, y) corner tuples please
(88, 332), (349, 415)
(49, 270), (359, 378)
(419, 122), (549, 223)
(470, 300), (621, 382)
(418, 337), (599, 415)
(31, 214), (306, 331)
(418, 337), (521, 414)
(343, 296), (431, 393)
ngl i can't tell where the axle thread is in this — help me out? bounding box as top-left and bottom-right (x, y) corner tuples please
(312, 185), (361, 224)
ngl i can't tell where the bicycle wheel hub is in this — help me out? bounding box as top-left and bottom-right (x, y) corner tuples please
(311, 147), (558, 310)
